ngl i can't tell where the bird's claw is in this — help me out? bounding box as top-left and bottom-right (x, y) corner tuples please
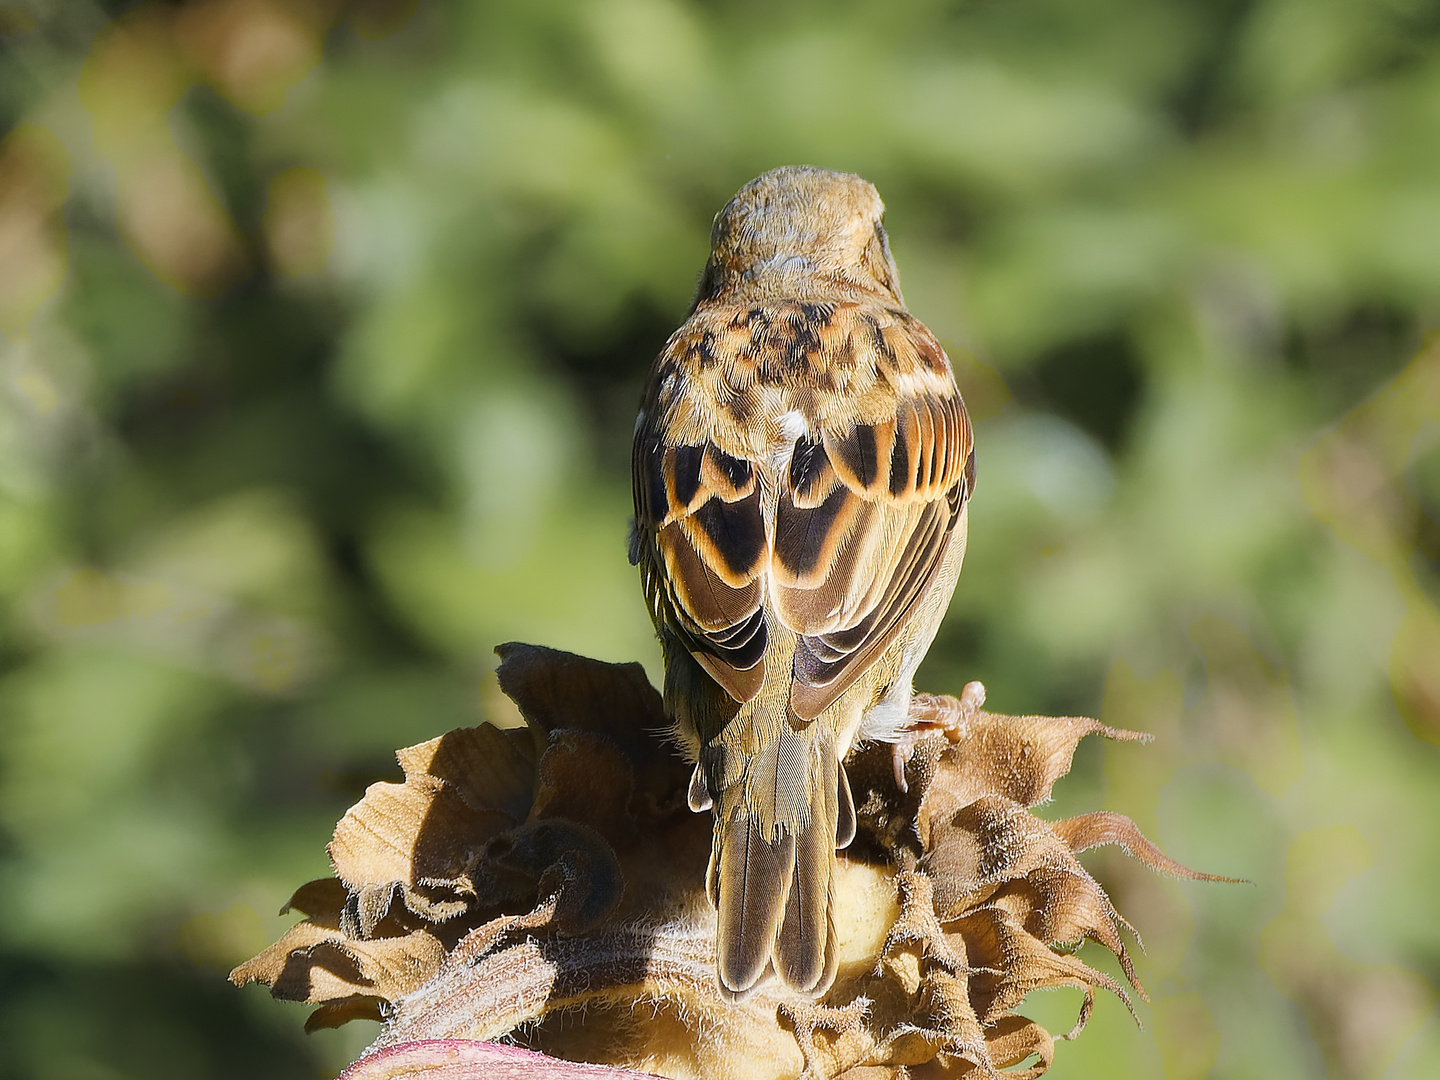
(891, 680), (986, 794)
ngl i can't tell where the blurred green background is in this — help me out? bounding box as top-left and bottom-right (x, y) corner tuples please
(2, 1), (1439, 1077)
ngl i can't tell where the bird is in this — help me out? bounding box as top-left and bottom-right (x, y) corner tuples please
(630, 166), (975, 998)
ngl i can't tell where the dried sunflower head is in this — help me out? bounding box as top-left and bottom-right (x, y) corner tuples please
(232, 643), (1230, 1078)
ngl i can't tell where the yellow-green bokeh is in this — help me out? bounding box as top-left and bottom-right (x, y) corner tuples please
(1, 2), (1438, 1077)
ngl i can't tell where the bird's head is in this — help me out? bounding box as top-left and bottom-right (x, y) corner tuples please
(694, 166), (903, 307)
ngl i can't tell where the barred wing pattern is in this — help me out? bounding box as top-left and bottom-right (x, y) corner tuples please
(633, 301), (974, 718)
(634, 438), (769, 702)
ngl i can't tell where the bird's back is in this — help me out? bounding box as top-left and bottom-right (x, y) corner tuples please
(632, 167), (974, 997)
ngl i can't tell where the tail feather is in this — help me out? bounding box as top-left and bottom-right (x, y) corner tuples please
(774, 748), (838, 992)
(711, 724), (842, 997)
(688, 763), (713, 812)
(837, 763), (856, 848)
(715, 813), (794, 995)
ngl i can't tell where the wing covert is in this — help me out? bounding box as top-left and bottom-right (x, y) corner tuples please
(633, 302), (975, 718)
(772, 318), (975, 720)
(635, 432), (768, 702)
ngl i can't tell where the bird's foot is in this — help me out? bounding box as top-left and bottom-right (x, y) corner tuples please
(891, 681), (985, 794)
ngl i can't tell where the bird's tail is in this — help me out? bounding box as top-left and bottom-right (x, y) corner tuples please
(706, 719), (856, 998)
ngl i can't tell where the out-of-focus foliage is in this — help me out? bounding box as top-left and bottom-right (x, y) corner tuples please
(0, 1), (1437, 1077)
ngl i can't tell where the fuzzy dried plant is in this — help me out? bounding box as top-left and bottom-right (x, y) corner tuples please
(232, 643), (1230, 1079)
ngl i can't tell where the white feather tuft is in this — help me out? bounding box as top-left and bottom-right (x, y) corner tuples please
(858, 682), (914, 743)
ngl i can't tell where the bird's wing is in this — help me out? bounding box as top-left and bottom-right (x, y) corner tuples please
(633, 303), (974, 714)
(771, 309), (974, 719)
(633, 416), (769, 703)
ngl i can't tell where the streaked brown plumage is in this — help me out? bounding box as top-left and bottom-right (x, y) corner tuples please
(631, 166), (975, 997)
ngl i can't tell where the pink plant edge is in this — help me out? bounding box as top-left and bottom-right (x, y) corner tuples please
(339, 1041), (669, 1080)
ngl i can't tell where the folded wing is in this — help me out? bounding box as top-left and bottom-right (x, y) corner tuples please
(634, 435), (769, 702)
(774, 333), (974, 718)
(633, 307), (974, 717)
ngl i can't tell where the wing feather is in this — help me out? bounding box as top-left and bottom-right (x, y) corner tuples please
(633, 302), (973, 716)
(778, 318), (973, 720)
(637, 426), (769, 702)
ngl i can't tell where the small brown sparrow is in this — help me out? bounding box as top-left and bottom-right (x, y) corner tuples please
(631, 166), (975, 997)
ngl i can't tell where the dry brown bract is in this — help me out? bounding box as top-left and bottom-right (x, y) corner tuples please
(231, 643), (1230, 1079)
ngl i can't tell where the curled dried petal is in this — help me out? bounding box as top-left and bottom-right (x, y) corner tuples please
(229, 918), (447, 1005)
(495, 642), (666, 751)
(915, 707), (1149, 847)
(327, 746), (516, 917)
(1052, 811), (1244, 882)
(397, 724), (537, 820)
(956, 904), (1138, 1028)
